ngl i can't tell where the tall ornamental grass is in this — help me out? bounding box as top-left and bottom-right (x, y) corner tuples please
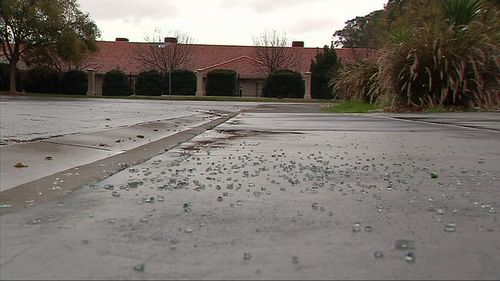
(378, 22), (499, 109)
(332, 59), (381, 104)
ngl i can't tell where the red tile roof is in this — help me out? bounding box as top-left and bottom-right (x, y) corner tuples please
(85, 41), (375, 78)
(198, 56), (266, 79)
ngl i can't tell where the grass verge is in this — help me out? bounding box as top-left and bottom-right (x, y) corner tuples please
(0, 91), (330, 103)
(323, 101), (381, 113)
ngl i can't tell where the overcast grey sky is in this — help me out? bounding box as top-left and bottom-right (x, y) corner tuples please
(78, 0), (387, 47)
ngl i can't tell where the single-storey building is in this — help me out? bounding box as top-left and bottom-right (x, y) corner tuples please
(1, 38), (375, 98)
(85, 38), (375, 99)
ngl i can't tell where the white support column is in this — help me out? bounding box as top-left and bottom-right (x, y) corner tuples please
(303, 71), (312, 100)
(86, 68), (96, 96)
(195, 70), (205, 97)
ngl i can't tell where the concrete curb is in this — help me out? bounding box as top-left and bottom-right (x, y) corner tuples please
(0, 112), (239, 215)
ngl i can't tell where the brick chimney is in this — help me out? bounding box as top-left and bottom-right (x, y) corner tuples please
(164, 37), (178, 44)
(292, 41), (304, 47)
(115, 37), (129, 42)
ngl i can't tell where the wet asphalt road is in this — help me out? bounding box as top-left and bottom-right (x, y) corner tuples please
(0, 95), (259, 145)
(1, 101), (500, 280)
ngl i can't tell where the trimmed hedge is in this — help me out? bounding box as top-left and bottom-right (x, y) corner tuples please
(102, 69), (130, 96)
(136, 69), (196, 96)
(206, 69), (237, 96)
(1, 66), (88, 94)
(136, 70), (162, 96)
(25, 67), (60, 94)
(0, 63), (11, 91)
(263, 70), (304, 98)
(170, 69), (196, 96)
(60, 70), (87, 95)
(0, 63), (23, 91)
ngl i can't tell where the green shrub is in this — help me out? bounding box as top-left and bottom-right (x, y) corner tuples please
(0, 63), (11, 91)
(263, 70), (304, 99)
(102, 69), (130, 96)
(332, 59), (381, 103)
(136, 69), (196, 96)
(136, 70), (162, 96)
(25, 66), (60, 94)
(170, 69), (196, 95)
(311, 46), (340, 99)
(206, 69), (237, 96)
(60, 70), (88, 95)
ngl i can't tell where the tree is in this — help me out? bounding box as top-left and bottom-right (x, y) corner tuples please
(311, 46), (340, 99)
(136, 29), (193, 74)
(0, 0), (99, 93)
(333, 0), (499, 49)
(333, 10), (386, 48)
(384, 0), (442, 31)
(253, 30), (303, 74)
(26, 22), (100, 72)
(333, 0), (444, 49)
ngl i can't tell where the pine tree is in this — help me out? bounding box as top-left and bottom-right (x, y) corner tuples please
(311, 46), (340, 99)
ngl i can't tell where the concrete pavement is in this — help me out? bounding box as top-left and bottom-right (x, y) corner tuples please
(0, 96), (259, 208)
(0, 112), (241, 216)
(1, 104), (500, 280)
(0, 112), (232, 192)
(375, 112), (500, 132)
(0, 95), (259, 144)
